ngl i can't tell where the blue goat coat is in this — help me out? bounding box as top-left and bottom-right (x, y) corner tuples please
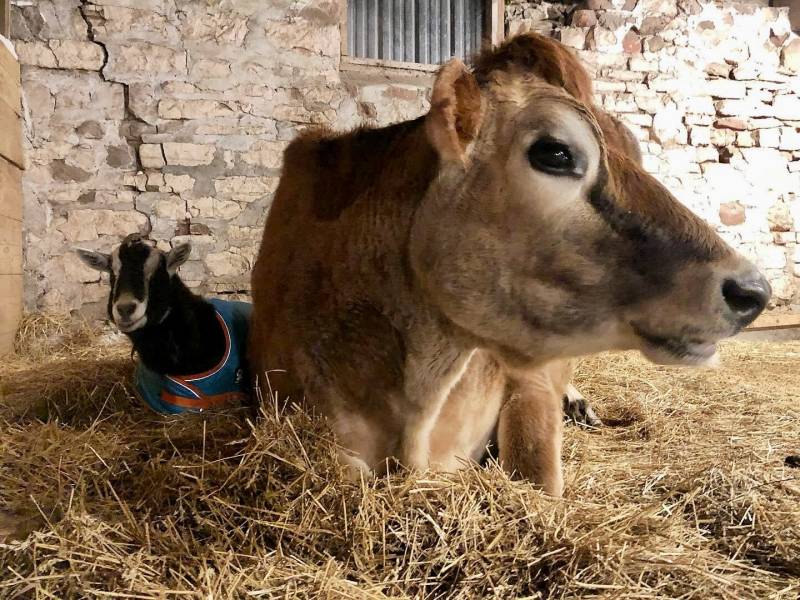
(133, 298), (252, 414)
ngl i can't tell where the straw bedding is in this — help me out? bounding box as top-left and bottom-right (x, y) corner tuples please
(1, 314), (798, 598)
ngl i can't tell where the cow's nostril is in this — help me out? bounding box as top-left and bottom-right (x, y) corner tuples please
(116, 302), (137, 319)
(722, 275), (770, 328)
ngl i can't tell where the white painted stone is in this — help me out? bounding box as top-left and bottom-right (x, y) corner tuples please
(689, 126), (711, 145)
(756, 128), (781, 148)
(704, 79), (747, 99)
(773, 95), (800, 120)
(779, 128), (800, 151)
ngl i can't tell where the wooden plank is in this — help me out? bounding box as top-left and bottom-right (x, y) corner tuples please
(0, 155), (22, 221)
(0, 215), (22, 274)
(0, 274), (22, 354)
(0, 0), (10, 40)
(487, 0), (504, 46)
(746, 313), (800, 331)
(0, 95), (23, 168)
(0, 330), (15, 356)
(0, 43), (20, 117)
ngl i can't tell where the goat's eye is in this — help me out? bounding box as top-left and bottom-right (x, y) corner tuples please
(527, 138), (578, 176)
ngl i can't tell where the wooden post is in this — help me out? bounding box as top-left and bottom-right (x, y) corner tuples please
(0, 0), (10, 39)
(0, 33), (23, 355)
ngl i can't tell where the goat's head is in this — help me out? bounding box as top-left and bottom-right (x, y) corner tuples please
(411, 33), (770, 368)
(76, 234), (192, 333)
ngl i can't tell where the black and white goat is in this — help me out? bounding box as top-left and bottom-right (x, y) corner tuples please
(77, 233), (251, 413)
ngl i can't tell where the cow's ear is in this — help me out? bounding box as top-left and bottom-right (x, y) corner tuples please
(166, 243), (191, 275)
(76, 248), (111, 272)
(425, 59), (483, 163)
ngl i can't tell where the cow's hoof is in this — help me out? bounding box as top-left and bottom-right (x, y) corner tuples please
(785, 455), (800, 468)
(563, 385), (602, 428)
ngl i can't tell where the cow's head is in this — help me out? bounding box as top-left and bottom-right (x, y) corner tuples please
(410, 33), (769, 368)
(77, 234), (191, 333)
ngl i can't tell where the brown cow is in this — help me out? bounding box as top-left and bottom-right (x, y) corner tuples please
(249, 33), (770, 496)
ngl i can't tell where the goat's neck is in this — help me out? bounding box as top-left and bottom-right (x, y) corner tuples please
(128, 279), (226, 376)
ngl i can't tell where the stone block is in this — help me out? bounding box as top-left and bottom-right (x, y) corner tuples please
(715, 99), (772, 118)
(640, 15), (673, 36)
(571, 10), (597, 27)
(629, 57), (658, 72)
(139, 144), (165, 169)
(214, 176), (279, 200)
(686, 113), (714, 126)
(557, 27), (588, 50)
(780, 128), (800, 151)
(634, 90), (663, 113)
(749, 118), (783, 129)
(163, 143), (215, 167)
(758, 246), (787, 269)
(689, 126), (711, 145)
(586, 26), (619, 51)
(719, 202), (746, 226)
(772, 95), (800, 120)
(768, 201), (793, 232)
(622, 29), (642, 54)
(105, 43), (187, 81)
(737, 131), (756, 147)
(652, 104), (687, 146)
(645, 36), (666, 52)
(781, 38), (800, 72)
(756, 128), (781, 148)
(714, 117), (748, 130)
(705, 79), (747, 99)
(164, 174), (195, 193)
(153, 196), (187, 220)
(58, 209), (149, 243)
(205, 251), (249, 277)
(684, 96), (715, 115)
(158, 99), (235, 120)
(705, 62), (731, 78)
(188, 197), (241, 220)
(621, 113), (653, 127)
(595, 80), (628, 93)
(240, 140), (287, 169)
(766, 273), (794, 301)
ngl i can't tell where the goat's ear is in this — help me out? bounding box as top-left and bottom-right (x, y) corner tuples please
(166, 243), (191, 274)
(425, 59), (483, 163)
(76, 248), (111, 272)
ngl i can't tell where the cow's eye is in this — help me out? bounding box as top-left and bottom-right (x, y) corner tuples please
(528, 138), (579, 176)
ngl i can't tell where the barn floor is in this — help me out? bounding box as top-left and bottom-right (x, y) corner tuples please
(0, 316), (798, 598)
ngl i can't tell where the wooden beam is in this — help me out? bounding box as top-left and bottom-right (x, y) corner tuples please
(0, 0), (9, 40)
(746, 313), (800, 331)
(0, 40), (21, 117)
(485, 0), (505, 47)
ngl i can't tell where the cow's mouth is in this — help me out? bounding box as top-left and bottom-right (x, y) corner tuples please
(116, 315), (147, 333)
(633, 326), (719, 367)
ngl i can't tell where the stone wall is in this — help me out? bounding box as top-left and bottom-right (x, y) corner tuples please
(10, 0), (800, 315)
(509, 0), (800, 309)
(10, 0), (429, 316)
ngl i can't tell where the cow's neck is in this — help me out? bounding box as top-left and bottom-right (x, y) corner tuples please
(128, 280), (226, 376)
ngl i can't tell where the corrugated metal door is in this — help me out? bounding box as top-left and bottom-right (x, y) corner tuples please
(347, 0), (485, 64)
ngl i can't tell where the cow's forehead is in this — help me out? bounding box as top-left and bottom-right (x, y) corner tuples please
(115, 236), (160, 269)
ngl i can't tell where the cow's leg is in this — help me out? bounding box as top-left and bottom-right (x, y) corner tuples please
(562, 382), (602, 427)
(399, 341), (474, 471)
(497, 374), (564, 497)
